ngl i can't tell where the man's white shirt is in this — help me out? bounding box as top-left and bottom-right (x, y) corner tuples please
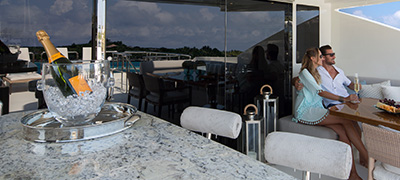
(317, 65), (352, 107)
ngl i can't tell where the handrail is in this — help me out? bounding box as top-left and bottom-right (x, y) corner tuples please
(68, 51), (79, 59)
(105, 51), (191, 93)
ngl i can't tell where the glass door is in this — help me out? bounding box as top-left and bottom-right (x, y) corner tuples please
(224, 0), (292, 118)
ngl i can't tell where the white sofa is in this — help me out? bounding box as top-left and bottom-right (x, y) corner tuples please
(278, 76), (400, 140)
(139, 60), (186, 74)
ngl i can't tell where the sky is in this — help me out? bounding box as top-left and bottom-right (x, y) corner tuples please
(340, 1), (400, 29)
(0, 0), (399, 51)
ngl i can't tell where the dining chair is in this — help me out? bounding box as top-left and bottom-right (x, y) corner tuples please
(127, 72), (147, 111)
(18, 47), (31, 61)
(363, 123), (400, 180)
(180, 106), (242, 139)
(56, 47), (69, 59)
(265, 132), (352, 180)
(142, 73), (191, 118)
(82, 47), (92, 60)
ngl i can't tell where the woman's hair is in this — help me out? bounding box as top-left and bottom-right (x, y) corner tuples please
(250, 45), (266, 68)
(301, 47), (321, 84)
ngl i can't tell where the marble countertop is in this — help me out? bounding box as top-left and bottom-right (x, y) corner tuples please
(0, 110), (295, 179)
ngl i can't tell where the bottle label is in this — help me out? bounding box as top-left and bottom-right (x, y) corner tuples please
(68, 75), (93, 95)
(49, 52), (66, 63)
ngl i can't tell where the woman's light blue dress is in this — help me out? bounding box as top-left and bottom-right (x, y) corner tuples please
(293, 69), (329, 125)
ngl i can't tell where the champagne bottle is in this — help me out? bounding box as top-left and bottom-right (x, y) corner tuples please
(36, 30), (92, 97)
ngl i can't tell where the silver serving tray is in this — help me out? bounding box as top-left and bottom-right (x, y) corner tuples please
(21, 103), (140, 143)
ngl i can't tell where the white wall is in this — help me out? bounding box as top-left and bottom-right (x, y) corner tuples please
(331, 10), (400, 80)
(295, 0), (400, 81)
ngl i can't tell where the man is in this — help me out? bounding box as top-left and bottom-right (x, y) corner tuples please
(265, 44), (286, 117)
(294, 45), (366, 167)
(294, 45), (360, 108)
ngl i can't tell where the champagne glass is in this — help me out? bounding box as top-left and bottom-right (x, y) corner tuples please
(354, 73), (361, 102)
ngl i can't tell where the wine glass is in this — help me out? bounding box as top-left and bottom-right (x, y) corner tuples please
(354, 73), (360, 97)
(353, 73), (361, 104)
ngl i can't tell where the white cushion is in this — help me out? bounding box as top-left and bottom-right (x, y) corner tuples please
(374, 163), (400, 180)
(382, 163), (400, 175)
(180, 106), (242, 139)
(6, 72), (42, 81)
(359, 80), (391, 99)
(382, 85), (400, 101)
(265, 132), (352, 179)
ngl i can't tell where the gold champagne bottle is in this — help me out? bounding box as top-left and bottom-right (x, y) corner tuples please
(36, 30), (92, 97)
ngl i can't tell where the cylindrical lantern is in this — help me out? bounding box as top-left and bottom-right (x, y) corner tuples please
(255, 84), (278, 136)
(242, 104), (265, 162)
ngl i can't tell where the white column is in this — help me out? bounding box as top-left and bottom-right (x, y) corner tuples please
(97, 0), (106, 61)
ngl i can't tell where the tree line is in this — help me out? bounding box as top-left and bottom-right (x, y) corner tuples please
(29, 39), (242, 61)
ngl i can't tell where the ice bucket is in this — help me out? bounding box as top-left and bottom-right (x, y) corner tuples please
(37, 60), (113, 126)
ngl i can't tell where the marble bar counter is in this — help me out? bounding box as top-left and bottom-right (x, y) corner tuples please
(0, 110), (295, 179)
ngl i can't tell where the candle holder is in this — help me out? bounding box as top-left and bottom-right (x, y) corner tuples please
(255, 84), (278, 135)
(242, 104), (265, 162)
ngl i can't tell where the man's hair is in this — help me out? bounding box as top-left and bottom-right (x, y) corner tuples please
(319, 45), (332, 55)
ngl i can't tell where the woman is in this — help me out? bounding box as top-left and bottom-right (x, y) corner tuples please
(293, 47), (368, 180)
(238, 46), (267, 104)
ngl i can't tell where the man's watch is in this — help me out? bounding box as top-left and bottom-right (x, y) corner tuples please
(338, 96), (345, 103)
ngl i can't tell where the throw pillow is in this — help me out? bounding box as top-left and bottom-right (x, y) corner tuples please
(381, 85), (400, 101)
(359, 80), (391, 99)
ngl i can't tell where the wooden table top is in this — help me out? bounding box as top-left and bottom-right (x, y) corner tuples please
(329, 98), (400, 131)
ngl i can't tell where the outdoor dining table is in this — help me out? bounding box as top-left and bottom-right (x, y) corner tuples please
(152, 70), (221, 88)
(151, 70), (226, 108)
(0, 110), (295, 179)
(329, 97), (400, 131)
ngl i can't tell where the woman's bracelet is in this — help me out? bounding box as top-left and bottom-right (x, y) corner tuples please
(338, 96), (345, 103)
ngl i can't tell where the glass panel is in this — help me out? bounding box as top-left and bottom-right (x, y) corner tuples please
(1, 0), (297, 123)
(296, 5), (319, 63)
(226, 0), (292, 117)
(247, 123), (260, 160)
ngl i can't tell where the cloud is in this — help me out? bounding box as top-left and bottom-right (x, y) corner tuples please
(132, 1), (161, 14)
(110, 1), (174, 23)
(199, 8), (215, 21)
(50, 0), (73, 16)
(238, 12), (272, 22)
(0, 0), (10, 6)
(155, 11), (174, 23)
(2, 0), (287, 50)
(382, 10), (400, 28)
(352, 10), (371, 19)
(395, 10), (400, 19)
